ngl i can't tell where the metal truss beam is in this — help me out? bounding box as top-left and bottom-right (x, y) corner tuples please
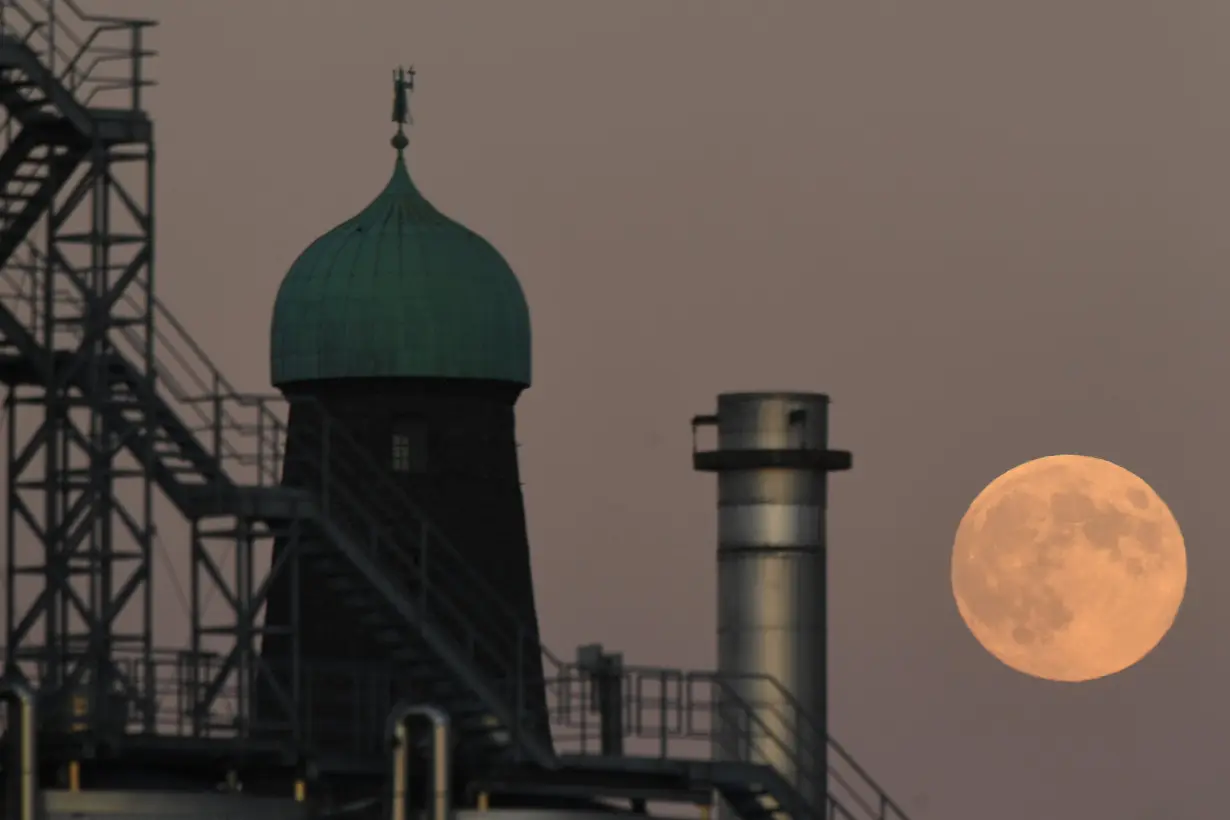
(188, 512), (304, 740)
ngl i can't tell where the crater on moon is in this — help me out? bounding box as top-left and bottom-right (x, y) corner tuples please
(951, 454), (1186, 682)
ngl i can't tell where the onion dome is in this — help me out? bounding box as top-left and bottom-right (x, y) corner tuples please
(270, 67), (531, 388)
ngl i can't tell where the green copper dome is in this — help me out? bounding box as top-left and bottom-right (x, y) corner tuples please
(270, 82), (531, 388)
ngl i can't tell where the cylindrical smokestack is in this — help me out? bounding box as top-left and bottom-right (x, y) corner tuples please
(692, 392), (851, 812)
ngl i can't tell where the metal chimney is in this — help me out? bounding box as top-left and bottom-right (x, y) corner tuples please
(692, 392), (852, 812)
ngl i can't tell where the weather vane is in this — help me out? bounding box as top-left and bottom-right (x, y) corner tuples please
(391, 65), (415, 152)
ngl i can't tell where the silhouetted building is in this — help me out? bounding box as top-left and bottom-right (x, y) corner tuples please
(259, 73), (548, 763)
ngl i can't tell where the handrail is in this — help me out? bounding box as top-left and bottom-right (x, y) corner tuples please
(0, 0), (155, 111)
(0, 646), (853, 820)
(546, 662), (913, 820)
(0, 646), (859, 820)
(0, 257), (287, 487)
(709, 678), (822, 819)
(713, 668), (911, 820)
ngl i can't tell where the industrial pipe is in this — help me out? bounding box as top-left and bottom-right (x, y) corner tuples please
(0, 678), (38, 820)
(388, 703), (451, 820)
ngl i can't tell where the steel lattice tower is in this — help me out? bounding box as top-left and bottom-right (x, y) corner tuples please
(0, 2), (156, 735)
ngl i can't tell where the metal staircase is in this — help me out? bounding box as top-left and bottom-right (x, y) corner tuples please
(537, 661), (914, 820)
(0, 3), (915, 819)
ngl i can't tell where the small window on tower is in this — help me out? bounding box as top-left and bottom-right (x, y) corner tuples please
(391, 419), (428, 474)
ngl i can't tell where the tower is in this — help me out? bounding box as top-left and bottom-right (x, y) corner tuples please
(692, 392), (852, 812)
(260, 69), (548, 762)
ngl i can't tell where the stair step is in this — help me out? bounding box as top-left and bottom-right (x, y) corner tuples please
(4, 99), (47, 114)
(152, 449), (195, 461)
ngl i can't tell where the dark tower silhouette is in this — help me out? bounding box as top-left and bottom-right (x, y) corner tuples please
(259, 68), (548, 763)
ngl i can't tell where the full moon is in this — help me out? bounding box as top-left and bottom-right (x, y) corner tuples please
(951, 454), (1187, 682)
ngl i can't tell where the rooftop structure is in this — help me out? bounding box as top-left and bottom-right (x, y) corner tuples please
(0, 4), (915, 820)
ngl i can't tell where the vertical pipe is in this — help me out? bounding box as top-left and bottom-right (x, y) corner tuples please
(140, 128), (157, 733)
(289, 522), (302, 740)
(47, 0), (55, 75)
(577, 644), (624, 756)
(388, 703), (451, 820)
(425, 709), (451, 820)
(236, 521), (251, 735)
(42, 144), (62, 692)
(5, 392), (16, 666)
(1, 678), (39, 820)
(692, 392), (852, 812)
(132, 25), (143, 111)
(390, 726), (408, 820)
(188, 521), (202, 735)
(93, 151), (115, 742)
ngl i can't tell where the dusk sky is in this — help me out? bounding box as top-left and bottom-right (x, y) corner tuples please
(97, 1), (1230, 818)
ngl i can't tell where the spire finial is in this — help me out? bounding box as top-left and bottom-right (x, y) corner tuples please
(391, 65), (415, 153)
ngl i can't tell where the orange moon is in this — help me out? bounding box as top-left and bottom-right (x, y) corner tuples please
(951, 454), (1187, 682)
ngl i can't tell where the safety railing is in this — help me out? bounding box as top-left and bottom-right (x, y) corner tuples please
(0, 646), (872, 820)
(547, 662), (914, 820)
(0, 648), (448, 758)
(0, 261), (287, 488)
(129, 293), (287, 489)
(709, 681), (823, 820)
(0, 0), (155, 110)
(0, 649), (845, 820)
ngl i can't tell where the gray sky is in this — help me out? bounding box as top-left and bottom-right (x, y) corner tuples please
(89, 1), (1230, 818)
